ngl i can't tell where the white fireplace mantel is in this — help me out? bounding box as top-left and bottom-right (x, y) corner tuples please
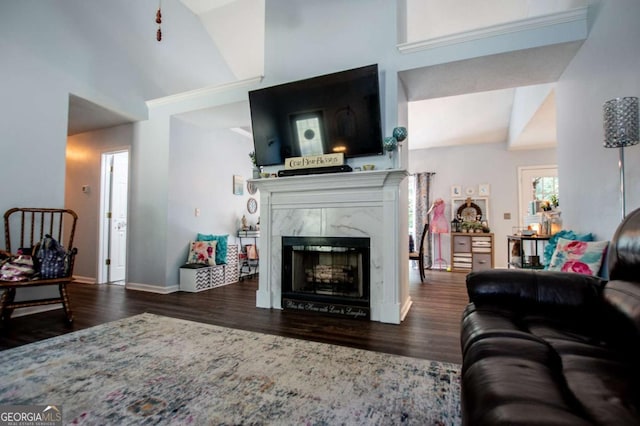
(251, 169), (411, 324)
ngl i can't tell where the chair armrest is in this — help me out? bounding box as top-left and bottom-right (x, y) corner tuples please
(466, 269), (606, 309)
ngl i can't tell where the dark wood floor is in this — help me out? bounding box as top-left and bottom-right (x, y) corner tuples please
(0, 268), (469, 364)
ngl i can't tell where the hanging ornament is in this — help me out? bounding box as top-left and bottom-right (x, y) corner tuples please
(155, 2), (162, 42)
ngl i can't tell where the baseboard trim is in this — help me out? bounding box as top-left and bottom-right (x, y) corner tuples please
(72, 275), (96, 284)
(400, 297), (413, 322)
(125, 282), (179, 294)
(11, 304), (62, 318)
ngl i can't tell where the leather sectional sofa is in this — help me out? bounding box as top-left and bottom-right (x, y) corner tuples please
(460, 207), (640, 425)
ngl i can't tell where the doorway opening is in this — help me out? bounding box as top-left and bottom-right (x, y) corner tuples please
(518, 165), (559, 227)
(99, 150), (129, 284)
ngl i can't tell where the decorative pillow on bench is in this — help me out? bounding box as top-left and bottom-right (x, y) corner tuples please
(186, 240), (217, 266)
(196, 233), (228, 264)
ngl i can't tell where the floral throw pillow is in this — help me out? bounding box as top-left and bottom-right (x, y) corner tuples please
(547, 237), (608, 276)
(186, 240), (217, 265)
(196, 234), (229, 265)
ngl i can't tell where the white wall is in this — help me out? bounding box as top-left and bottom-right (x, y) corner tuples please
(409, 142), (556, 267)
(65, 124), (135, 281)
(556, 0), (640, 240)
(509, 84), (555, 145)
(129, 0), (589, 290)
(165, 119), (255, 286)
(5, 0), (625, 296)
(0, 0), (230, 239)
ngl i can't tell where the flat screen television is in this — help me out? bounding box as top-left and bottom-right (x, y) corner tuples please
(248, 64), (384, 167)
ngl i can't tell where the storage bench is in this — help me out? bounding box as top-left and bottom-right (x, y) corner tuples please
(179, 244), (238, 292)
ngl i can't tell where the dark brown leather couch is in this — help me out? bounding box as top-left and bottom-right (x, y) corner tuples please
(460, 208), (640, 425)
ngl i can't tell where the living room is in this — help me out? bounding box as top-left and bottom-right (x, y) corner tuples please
(2, 1), (640, 423)
(2, 1), (637, 294)
(0, 0), (637, 308)
(14, 0), (634, 290)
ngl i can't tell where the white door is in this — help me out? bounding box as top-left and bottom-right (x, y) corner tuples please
(518, 165), (558, 227)
(99, 150), (129, 284)
(109, 152), (128, 282)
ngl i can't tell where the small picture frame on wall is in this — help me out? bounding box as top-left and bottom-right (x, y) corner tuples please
(451, 185), (462, 197)
(233, 175), (244, 195)
(478, 183), (490, 196)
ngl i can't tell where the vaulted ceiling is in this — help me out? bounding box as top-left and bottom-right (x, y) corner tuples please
(68, 0), (587, 151)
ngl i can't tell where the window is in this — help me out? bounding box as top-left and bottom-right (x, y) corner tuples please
(407, 174), (415, 238)
(532, 176), (559, 203)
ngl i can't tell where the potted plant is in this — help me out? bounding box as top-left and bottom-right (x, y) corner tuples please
(473, 222), (484, 233)
(461, 222), (471, 233)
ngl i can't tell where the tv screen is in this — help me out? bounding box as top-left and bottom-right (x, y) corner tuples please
(249, 64), (383, 167)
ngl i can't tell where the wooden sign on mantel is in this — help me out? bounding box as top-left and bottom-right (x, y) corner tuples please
(284, 153), (344, 170)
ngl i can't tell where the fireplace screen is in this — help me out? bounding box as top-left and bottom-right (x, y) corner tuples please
(282, 236), (370, 318)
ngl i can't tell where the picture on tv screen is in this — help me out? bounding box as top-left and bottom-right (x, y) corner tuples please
(249, 64), (384, 167)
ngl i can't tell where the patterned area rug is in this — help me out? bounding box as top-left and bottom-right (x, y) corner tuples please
(0, 313), (461, 425)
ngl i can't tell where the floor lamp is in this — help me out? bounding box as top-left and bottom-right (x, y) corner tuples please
(603, 97), (639, 220)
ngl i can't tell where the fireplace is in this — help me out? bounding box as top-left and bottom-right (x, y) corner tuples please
(251, 169), (410, 324)
(282, 236), (370, 319)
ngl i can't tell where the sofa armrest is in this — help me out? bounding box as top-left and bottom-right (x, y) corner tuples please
(466, 269), (606, 309)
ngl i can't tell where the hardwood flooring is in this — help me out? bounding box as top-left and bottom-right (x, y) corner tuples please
(0, 268), (469, 364)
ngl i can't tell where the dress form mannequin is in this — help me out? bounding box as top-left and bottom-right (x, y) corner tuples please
(428, 198), (449, 269)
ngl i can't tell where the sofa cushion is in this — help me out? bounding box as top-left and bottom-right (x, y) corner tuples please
(466, 269), (605, 310)
(473, 402), (593, 426)
(463, 357), (589, 425)
(460, 304), (547, 357)
(603, 280), (640, 338)
(463, 336), (556, 375)
(561, 354), (640, 425)
(548, 238), (609, 276)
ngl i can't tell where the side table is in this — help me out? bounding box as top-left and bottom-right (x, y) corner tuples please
(507, 234), (551, 269)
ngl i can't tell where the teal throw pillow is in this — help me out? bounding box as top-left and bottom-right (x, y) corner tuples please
(196, 233), (229, 265)
(543, 230), (593, 267)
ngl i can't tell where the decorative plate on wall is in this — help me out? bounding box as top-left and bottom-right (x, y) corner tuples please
(247, 197), (258, 214)
(247, 181), (257, 195)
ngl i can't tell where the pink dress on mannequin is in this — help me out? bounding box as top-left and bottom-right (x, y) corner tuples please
(428, 198), (449, 269)
(430, 199), (449, 233)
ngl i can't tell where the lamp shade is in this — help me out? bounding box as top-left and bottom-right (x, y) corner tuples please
(603, 97), (639, 148)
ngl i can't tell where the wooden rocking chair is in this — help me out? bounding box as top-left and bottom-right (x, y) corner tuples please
(0, 208), (78, 324)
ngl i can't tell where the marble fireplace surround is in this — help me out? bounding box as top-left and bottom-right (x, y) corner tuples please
(251, 169), (410, 324)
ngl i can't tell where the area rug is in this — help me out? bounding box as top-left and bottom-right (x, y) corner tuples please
(0, 313), (461, 425)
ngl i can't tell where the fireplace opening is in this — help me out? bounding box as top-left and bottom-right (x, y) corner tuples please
(282, 236), (370, 319)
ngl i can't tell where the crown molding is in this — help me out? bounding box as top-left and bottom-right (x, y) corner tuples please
(397, 6), (588, 54)
(146, 75), (263, 108)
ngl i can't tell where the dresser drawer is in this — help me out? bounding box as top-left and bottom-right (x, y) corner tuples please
(473, 253), (492, 271)
(453, 235), (471, 253)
